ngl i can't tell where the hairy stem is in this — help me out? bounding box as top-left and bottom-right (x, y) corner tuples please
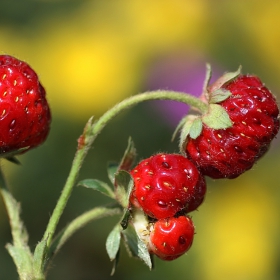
(91, 90), (207, 138)
(0, 165), (33, 279)
(42, 117), (94, 247)
(49, 205), (122, 258)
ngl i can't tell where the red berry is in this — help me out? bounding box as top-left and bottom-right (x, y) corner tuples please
(0, 55), (51, 155)
(130, 153), (206, 219)
(149, 216), (195, 260)
(186, 75), (279, 179)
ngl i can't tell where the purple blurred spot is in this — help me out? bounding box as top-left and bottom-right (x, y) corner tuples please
(144, 53), (222, 127)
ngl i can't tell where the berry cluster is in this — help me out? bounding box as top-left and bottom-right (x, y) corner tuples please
(130, 153), (205, 260)
(129, 70), (279, 261)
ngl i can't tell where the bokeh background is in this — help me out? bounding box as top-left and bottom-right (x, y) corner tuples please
(1, 0), (280, 279)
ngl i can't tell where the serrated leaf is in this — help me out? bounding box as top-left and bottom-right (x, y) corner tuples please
(78, 179), (115, 199)
(209, 88), (232, 103)
(107, 162), (118, 185)
(118, 137), (137, 172)
(106, 224), (122, 261)
(122, 224), (152, 269)
(202, 104), (232, 129)
(189, 118), (203, 139)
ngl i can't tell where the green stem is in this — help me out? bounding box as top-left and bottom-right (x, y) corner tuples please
(48, 205), (122, 258)
(91, 90), (207, 138)
(42, 118), (94, 246)
(42, 90), (206, 250)
(0, 165), (33, 279)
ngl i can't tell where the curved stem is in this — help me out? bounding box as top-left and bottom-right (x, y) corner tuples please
(91, 90), (207, 138)
(42, 90), (205, 250)
(48, 205), (122, 259)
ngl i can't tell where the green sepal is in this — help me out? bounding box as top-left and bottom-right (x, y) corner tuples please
(202, 63), (212, 101)
(202, 104), (232, 129)
(179, 115), (202, 154)
(209, 66), (242, 93)
(106, 223), (122, 261)
(122, 224), (152, 270)
(120, 208), (131, 230)
(171, 114), (190, 142)
(4, 156), (21, 165)
(209, 88), (232, 104)
(77, 179), (115, 199)
(0, 146), (30, 159)
(107, 137), (137, 186)
(118, 137), (137, 172)
(114, 170), (134, 208)
(189, 117), (203, 139)
(107, 162), (118, 185)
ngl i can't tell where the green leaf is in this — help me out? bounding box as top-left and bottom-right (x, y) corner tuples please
(107, 162), (118, 185)
(118, 137), (137, 172)
(33, 239), (48, 277)
(122, 224), (152, 269)
(110, 249), (120, 276)
(115, 170), (134, 208)
(6, 244), (33, 279)
(106, 224), (122, 261)
(78, 179), (115, 199)
(202, 104), (232, 129)
(120, 208), (131, 230)
(210, 88), (232, 103)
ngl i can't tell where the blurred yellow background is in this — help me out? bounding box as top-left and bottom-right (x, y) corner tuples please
(1, 0), (280, 279)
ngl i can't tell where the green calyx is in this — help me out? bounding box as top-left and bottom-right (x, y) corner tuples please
(176, 65), (242, 153)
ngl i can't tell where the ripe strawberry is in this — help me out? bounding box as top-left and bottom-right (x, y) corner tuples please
(130, 153), (206, 219)
(149, 215), (195, 260)
(185, 74), (279, 179)
(0, 55), (51, 156)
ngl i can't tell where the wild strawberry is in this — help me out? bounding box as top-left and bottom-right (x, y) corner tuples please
(130, 153), (206, 219)
(184, 73), (279, 179)
(149, 215), (195, 260)
(0, 55), (51, 156)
